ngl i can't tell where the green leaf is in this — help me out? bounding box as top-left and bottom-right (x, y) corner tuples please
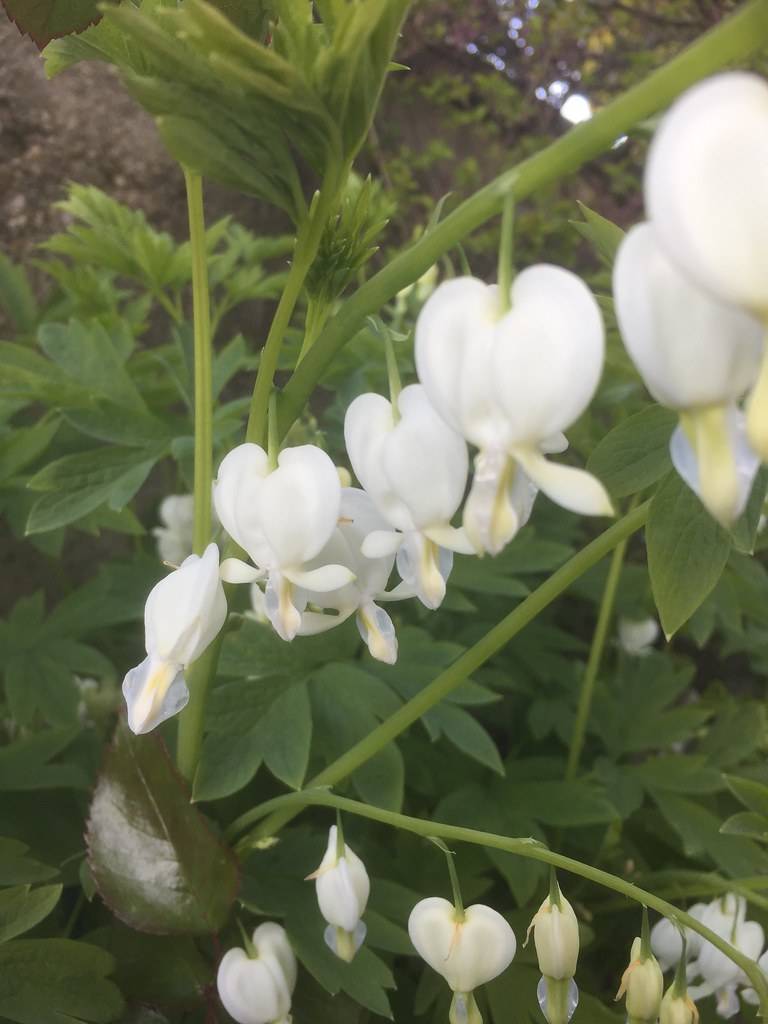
(87, 723), (239, 934)
(724, 775), (768, 818)
(1, 0), (101, 48)
(720, 811), (768, 842)
(571, 201), (625, 267)
(0, 253), (37, 332)
(0, 885), (62, 943)
(654, 791), (768, 877)
(428, 704), (504, 775)
(88, 923), (210, 1006)
(0, 939), (123, 1023)
(730, 466), (768, 554)
(0, 727), (90, 791)
(0, 840), (57, 886)
(587, 406), (675, 499)
(627, 755), (723, 795)
(260, 682), (313, 790)
(646, 471), (732, 637)
(0, 420), (60, 483)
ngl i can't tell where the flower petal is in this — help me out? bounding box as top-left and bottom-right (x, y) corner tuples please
(220, 558), (263, 584)
(283, 564), (356, 591)
(513, 448), (614, 517)
(122, 655), (189, 735)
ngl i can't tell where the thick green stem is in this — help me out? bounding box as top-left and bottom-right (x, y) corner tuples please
(252, 503), (650, 837)
(184, 170), (213, 554)
(176, 170), (215, 782)
(176, 632), (223, 783)
(565, 521), (629, 780)
(229, 790), (768, 1017)
(277, 0), (768, 438)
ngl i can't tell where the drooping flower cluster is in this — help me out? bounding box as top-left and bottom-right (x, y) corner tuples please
(614, 72), (768, 526)
(651, 895), (766, 1020)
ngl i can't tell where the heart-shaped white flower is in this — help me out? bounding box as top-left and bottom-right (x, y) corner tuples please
(214, 443), (354, 641)
(415, 268), (612, 555)
(216, 922), (296, 1024)
(408, 896), (517, 994)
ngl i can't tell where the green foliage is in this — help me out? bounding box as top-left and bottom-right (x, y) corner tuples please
(646, 472), (732, 638)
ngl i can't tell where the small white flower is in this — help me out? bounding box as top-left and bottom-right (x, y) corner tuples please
(619, 617), (660, 658)
(122, 543), (227, 734)
(613, 223), (762, 525)
(344, 385), (472, 610)
(415, 269), (612, 555)
(214, 444), (354, 641)
(529, 890), (580, 981)
(216, 922), (297, 1024)
(616, 937), (664, 1022)
(688, 896), (764, 1018)
(296, 488), (414, 664)
(408, 896), (517, 995)
(308, 825), (370, 962)
(152, 495), (195, 565)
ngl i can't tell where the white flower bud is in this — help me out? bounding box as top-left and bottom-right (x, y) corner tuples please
(616, 937), (664, 1022)
(659, 988), (698, 1024)
(408, 897), (516, 995)
(122, 543), (227, 734)
(530, 891), (580, 980)
(619, 618), (659, 658)
(216, 922), (297, 1024)
(309, 826), (370, 961)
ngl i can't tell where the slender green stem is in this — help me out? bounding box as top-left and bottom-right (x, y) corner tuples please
(298, 297), (332, 364)
(384, 332), (401, 417)
(230, 789), (768, 1016)
(184, 170), (213, 555)
(246, 180), (342, 448)
(496, 194), (514, 315)
(176, 631), (223, 783)
(277, 0), (768, 438)
(176, 170), (215, 782)
(565, 516), (629, 780)
(252, 502), (650, 838)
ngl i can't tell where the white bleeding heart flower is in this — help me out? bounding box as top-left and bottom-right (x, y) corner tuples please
(152, 494), (195, 565)
(644, 72), (768, 462)
(408, 896), (517, 1019)
(213, 443), (354, 642)
(308, 825), (370, 962)
(122, 543), (227, 735)
(415, 269), (612, 555)
(613, 223), (762, 525)
(616, 936), (664, 1023)
(296, 488), (413, 664)
(651, 917), (686, 973)
(619, 617), (660, 658)
(344, 384), (472, 610)
(216, 922), (297, 1024)
(687, 896), (764, 1018)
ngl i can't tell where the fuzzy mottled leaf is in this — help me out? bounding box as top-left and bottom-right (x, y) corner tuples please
(1, 0), (101, 48)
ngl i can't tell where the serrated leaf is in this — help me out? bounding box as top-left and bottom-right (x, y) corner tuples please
(0, 884), (62, 942)
(87, 723), (239, 934)
(0, 938), (123, 1023)
(1, 0), (101, 48)
(587, 405), (675, 499)
(647, 471), (732, 637)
